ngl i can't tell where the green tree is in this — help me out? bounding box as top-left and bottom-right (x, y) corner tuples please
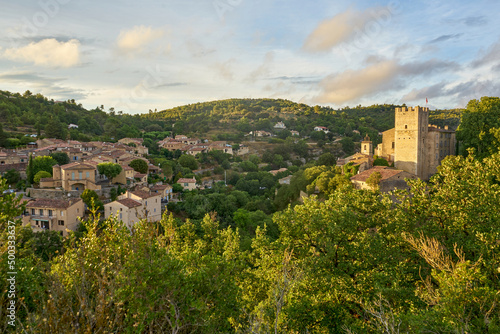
(178, 154), (198, 170)
(456, 96), (500, 158)
(45, 117), (65, 139)
(49, 152), (70, 165)
(3, 169), (20, 185)
(80, 189), (103, 210)
(32, 156), (57, 176)
(97, 162), (122, 179)
(365, 171), (382, 190)
(128, 159), (148, 174)
(33, 171), (51, 184)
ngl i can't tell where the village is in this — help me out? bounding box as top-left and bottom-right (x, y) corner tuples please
(0, 105), (457, 237)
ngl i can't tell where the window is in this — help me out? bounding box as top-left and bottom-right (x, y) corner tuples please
(60, 211), (64, 216)
(31, 209), (35, 215)
(39, 209), (43, 216)
(59, 231), (63, 236)
(48, 210), (53, 217)
(86, 172), (90, 178)
(77, 208), (79, 213)
(405, 124), (408, 129)
(58, 220), (64, 226)
(72, 172), (75, 180)
(392, 142), (395, 149)
(154, 208), (156, 213)
(120, 213), (122, 219)
(364, 145), (367, 150)
(79, 171), (83, 179)
(145, 201), (148, 206)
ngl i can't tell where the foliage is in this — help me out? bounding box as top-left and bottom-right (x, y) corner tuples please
(97, 162), (122, 179)
(2, 169), (20, 185)
(373, 157), (389, 166)
(33, 171), (51, 184)
(49, 152), (70, 165)
(365, 171), (382, 190)
(80, 189), (104, 211)
(457, 96), (500, 158)
(128, 158), (148, 174)
(32, 156), (57, 176)
(178, 154), (198, 171)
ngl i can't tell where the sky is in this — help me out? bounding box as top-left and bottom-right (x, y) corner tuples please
(0, 0), (499, 114)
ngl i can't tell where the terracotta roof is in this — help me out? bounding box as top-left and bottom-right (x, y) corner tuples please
(0, 163), (27, 172)
(350, 166), (406, 182)
(60, 162), (96, 170)
(26, 198), (82, 209)
(115, 198), (142, 208)
(151, 184), (172, 191)
(134, 173), (147, 178)
(130, 190), (158, 199)
(177, 178), (196, 183)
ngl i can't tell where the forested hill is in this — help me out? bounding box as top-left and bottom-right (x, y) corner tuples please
(0, 90), (170, 144)
(0, 90), (462, 147)
(145, 97), (462, 136)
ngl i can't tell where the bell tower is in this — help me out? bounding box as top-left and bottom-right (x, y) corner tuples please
(361, 134), (373, 156)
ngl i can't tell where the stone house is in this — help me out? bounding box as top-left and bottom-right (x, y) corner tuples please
(22, 198), (84, 236)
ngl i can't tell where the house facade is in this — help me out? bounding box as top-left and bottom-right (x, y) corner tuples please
(23, 198), (84, 236)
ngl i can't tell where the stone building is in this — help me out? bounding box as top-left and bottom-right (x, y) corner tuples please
(374, 106), (455, 180)
(23, 198), (84, 236)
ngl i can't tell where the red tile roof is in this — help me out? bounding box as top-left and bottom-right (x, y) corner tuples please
(350, 166), (405, 182)
(130, 190), (157, 199)
(116, 198), (142, 208)
(26, 198), (82, 209)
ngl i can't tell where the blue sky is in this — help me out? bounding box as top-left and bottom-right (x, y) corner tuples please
(0, 0), (499, 113)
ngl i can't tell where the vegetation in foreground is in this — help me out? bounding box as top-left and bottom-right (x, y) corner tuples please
(1, 147), (499, 333)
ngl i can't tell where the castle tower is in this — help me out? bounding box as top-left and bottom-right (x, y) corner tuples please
(361, 134), (372, 156)
(394, 106), (429, 178)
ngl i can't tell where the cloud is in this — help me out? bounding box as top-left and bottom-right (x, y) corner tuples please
(471, 39), (500, 69)
(116, 25), (164, 52)
(246, 52), (274, 83)
(303, 6), (397, 52)
(314, 58), (459, 104)
(402, 80), (500, 105)
(429, 34), (463, 44)
(0, 71), (87, 100)
(463, 15), (488, 27)
(214, 59), (235, 81)
(1, 38), (80, 67)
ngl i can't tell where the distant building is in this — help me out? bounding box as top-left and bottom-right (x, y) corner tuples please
(350, 166), (418, 192)
(104, 190), (161, 230)
(274, 121), (286, 129)
(68, 124), (79, 129)
(23, 198), (84, 236)
(373, 106), (456, 180)
(290, 130), (300, 136)
(177, 177), (197, 191)
(314, 126), (329, 133)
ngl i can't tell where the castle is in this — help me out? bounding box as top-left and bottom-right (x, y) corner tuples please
(372, 106), (456, 180)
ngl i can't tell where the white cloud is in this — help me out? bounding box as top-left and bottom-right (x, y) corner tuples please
(303, 5), (398, 52)
(116, 25), (164, 52)
(2, 39), (80, 67)
(315, 58), (459, 104)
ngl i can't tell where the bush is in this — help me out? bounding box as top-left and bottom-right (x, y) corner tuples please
(33, 171), (51, 184)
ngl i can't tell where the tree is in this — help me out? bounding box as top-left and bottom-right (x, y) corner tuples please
(3, 169), (20, 185)
(456, 96), (500, 158)
(80, 189), (103, 210)
(178, 154), (198, 170)
(45, 117), (65, 139)
(32, 156), (57, 176)
(49, 152), (70, 165)
(373, 157), (389, 166)
(27, 153), (34, 184)
(129, 159), (148, 174)
(365, 171), (382, 190)
(340, 137), (355, 155)
(33, 171), (51, 184)
(316, 152), (336, 166)
(97, 163), (122, 179)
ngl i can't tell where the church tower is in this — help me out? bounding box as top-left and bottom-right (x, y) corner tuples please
(361, 134), (372, 156)
(394, 106), (429, 178)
